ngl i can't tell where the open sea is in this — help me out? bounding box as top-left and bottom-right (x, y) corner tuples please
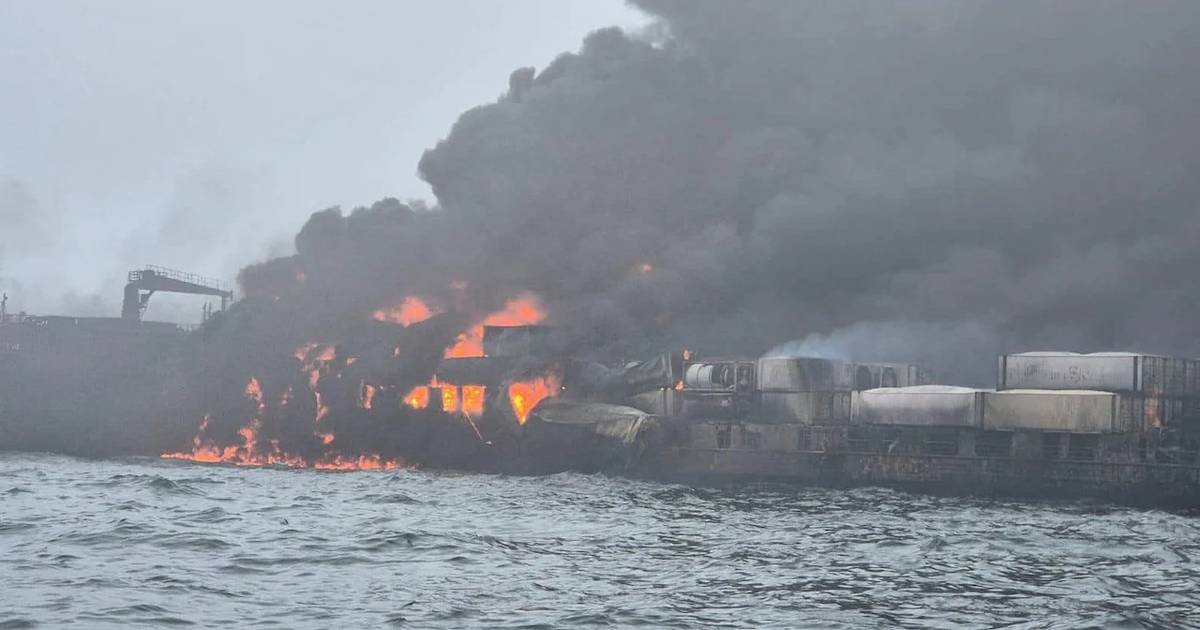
(2, 451), (1198, 628)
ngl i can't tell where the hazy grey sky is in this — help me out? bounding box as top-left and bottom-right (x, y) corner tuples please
(0, 1), (646, 319)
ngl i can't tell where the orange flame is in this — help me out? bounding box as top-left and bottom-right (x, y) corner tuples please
(244, 377), (263, 405)
(308, 368), (321, 390)
(294, 342), (335, 367)
(444, 293), (546, 358)
(293, 342), (318, 362)
(162, 366), (405, 470)
(405, 386), (430, 409)
(440, 385), (460, 414)
(315, 392), (329, 423)
(461, 385), (485, 416)
(161, 424), (401, 470)
(372, 296), (439, 327)
(312, 454), (401, 471)
(443, 331), (481, 359)
(162, 413), (399, 469)
(638, 263), (654, 273)
(295, 343), (336, 392)
(508, 374), (561, 425)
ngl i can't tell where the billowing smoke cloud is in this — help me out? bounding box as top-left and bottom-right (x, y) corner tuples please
(195, 0), (1200, 428)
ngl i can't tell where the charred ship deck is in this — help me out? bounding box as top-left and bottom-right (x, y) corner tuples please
(591, 354), (1200, 508)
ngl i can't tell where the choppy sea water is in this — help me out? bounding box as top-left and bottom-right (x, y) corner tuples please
(2, 453), (1199, 629)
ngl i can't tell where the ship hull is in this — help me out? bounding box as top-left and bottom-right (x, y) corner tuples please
(0, 317), (194, 456)
(636, 448), (1200, 508)
(627, 419), (1200, 509)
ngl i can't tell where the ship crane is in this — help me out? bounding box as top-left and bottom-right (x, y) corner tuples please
(121, 265), (233, 321)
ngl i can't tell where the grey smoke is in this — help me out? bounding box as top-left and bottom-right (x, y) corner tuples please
(409, 0), (1200, 385)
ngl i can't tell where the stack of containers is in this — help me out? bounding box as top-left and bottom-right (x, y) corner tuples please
(849, 353), (1200, 434)
(756, 357), (860, 424)
(755, 358), (930, 424)
(992, 352), (1199, 432)
(850, 385), (1146, 434)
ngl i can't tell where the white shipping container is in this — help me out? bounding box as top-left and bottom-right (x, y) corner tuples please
(852, 386), (984, 428)
(982, 389), (1128, 433)
(999, 352), (1197, 397)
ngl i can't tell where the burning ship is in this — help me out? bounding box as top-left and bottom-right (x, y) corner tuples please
(163, 279), (1200, 507)
(5, 266), (1200, 507)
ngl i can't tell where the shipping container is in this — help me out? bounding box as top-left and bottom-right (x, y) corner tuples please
(852, 386), (984, 428)
(756, 357), (872, 392)
(998, 352), (1198, 397)
(758, 391), (852, 424)
(982, 390), (1131, 433)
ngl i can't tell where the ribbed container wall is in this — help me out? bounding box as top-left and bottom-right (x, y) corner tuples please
(757, 358), (864, 392)
(1136, 355), (1192, 397)
(998, 352), (1199, 397)
(1117, 395), (1186, 431)
(758, 391), (852, 424)
(851, 387), (983, 428)
(982, 390), (1126, 433)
